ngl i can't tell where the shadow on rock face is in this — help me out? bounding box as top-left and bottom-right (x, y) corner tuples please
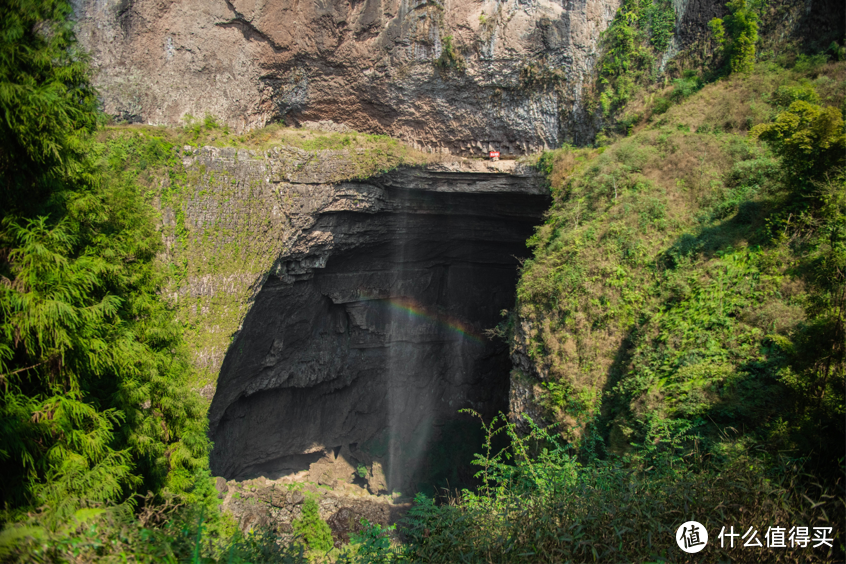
(209, 177), (548, 496)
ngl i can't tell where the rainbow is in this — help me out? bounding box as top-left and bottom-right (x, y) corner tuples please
(365, 294), (485, 345)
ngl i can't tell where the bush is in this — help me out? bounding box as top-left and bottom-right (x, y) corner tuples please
(751, 100), (846, 182)
(292, 498), (334, 554)
(0, 500), (306, 563)
(595, 0), (669, 116)
(652, 96), (672, 114)
(794, 53), (831, 74)
(671, 72), (703, 101)
(434, 35), (465, 74)
(770, 83), (821, 108)
(400, 415), (842, 564)
(709, 0), (759, 75)
(339, 520), (399, 564)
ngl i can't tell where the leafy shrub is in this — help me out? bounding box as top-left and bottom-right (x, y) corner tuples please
(794, 53), (831, 74)
(400, 415), (841, 564)
(644, 0), (675, 52)
(652, 96), (672, 114)
(826, 41), (845, 62)
(770, 83), (821, 108)
(596, 0), (666, 115)
(434, 35), (465, 74)
(292, 498), (334, 554)
(751, 100), (846, 182)
(709, 0), (759, 74)
(0, 501), (306, 563)
(671, 72), (703, 101)
(339, 520), (399, 564)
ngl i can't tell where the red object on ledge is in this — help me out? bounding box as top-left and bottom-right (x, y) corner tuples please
(489, 151), (500, 160)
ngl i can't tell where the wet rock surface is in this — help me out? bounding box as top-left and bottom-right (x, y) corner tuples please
(208, 164), (548, 494)
(161, 143), (538, 397)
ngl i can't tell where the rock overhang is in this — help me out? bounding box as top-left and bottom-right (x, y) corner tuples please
(208, 161), (549, 493)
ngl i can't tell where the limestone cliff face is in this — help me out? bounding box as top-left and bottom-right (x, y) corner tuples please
(131, 132), (547, 492)
(72, 0), (621, 154)
(71, 0), (844, 155)
(153, 140), (540, 401)
(205, 160), (549, 493)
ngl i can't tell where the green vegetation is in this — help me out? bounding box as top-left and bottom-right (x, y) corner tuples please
(0, 1), (304, 561)
(339, 521), (399, 564)
(336, 56), (845, 564)
(2, 0), (843, 562)
(92, 112), (435, 392)
(399, 415), (834, 563)
(596, 0), (766, 125)
(709, 0), (760, 75)
(0, 0), (204, 519)
(434, 35), (466, 75)
(595, 0), (677, 115)
(292, 499), (333, 555)
(515, 59), (844, 471)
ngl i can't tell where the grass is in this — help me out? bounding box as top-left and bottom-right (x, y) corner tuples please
(93, 121), (441, 396)
(76, 59), (842, 564)
(331, 56), (844, 564)
(610, 59), (846, 141)
(513, 58), (845, 486)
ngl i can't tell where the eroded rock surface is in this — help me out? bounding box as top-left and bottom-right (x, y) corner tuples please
(216, 474), (409, 548)
(207, 161), (548, 493)
(72, 0), (842, 154)
(72, 0), (622, 152)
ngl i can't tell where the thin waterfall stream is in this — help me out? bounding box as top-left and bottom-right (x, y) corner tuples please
(208, 170), (548, 495)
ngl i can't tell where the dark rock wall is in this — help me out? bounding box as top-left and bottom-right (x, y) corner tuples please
(676, 0), (727, 47)
(674, 0), (844, 55)
(209, 182), (548, 493)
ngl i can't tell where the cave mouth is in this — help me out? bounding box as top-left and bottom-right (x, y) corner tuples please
(209, 184), (548, 495)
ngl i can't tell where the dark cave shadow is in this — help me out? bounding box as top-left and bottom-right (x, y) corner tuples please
(208, 182), (549, 488)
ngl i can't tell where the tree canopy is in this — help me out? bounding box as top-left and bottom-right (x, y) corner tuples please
(0, 0), (210, 524)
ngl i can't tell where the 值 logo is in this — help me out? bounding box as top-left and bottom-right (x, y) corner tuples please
(676, 521), (708, 554)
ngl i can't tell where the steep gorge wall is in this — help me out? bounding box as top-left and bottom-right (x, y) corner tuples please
(132, 133), (547, 498)
(72, 0), (841, 156)
(144, 139), (538, 399)
(206, 165), (549, 493)
(72, 0), (623, 154)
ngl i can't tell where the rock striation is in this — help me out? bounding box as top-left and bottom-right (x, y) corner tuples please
(71, 0), (842, 154)
(206, 160), (548, 493)
(71, 0), (622, 153)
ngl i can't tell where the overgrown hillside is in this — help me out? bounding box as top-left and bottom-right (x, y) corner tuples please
(0, 0), (843, 562)
(515, 59), (845, 465)
(277, 50), (845, 564)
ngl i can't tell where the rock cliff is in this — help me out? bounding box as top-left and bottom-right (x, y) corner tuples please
(206, 161), (549, 493)
(71, 0), (844, 155)
(72, 0), (622, 153)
